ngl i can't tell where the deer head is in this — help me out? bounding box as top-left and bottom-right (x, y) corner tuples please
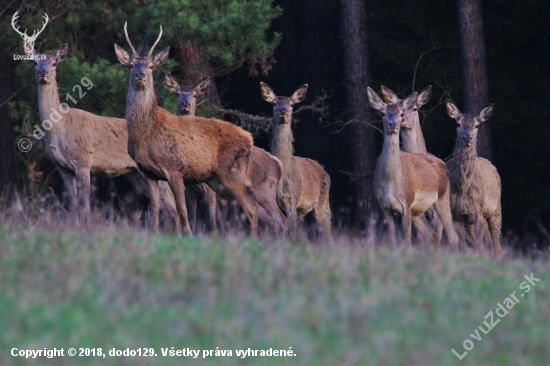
(12, 11), (49, 48)
(114, 22), (169, 91)
(165, 73), (210, 115)
(260, 82), (308, 124)
(24, 42), (68, 84)
(380, 85), (432, 130)
(368, 87), (418, 135)
(446, 100), (494, 149)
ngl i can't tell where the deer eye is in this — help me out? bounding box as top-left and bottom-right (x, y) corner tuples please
(475, 124), (479, 129)
(129, 63), (134, 69)
(52, 62), (57, 66)
(400, 113), (404, 117)
(148, 64), (154, 69)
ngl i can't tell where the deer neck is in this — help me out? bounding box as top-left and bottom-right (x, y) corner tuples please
(125, 78), (158, 140)
(37, 78), (64, 146)
(400, 113), (427, 154)
(448, 137), (477, 193)
(270, 116), (294, 175)
(377, 131), (403, 182)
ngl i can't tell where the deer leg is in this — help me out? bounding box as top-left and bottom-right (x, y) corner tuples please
(167, 175), (192, 236)
(185, 186), (198, 233)
(412, 216), (433, 247)
(216, 198), (228, 236)
(313, 203), (333, 245)
(383, 210), (397, 247)
(432, 212), (444, 248)
(57, 167), (78, 214)
(218, 172), (258, 238)
(402, 207), (413, 247)
(433, 192), (460, 249)
(487, 213), (502, 255)
(313, 179), (333, 245)
(255, 193), (287, 240)
(157, 181), (178, 231)
(75, 168), (91, 223)
(201, 184), (218, 234)
(145, 177), (163, 233)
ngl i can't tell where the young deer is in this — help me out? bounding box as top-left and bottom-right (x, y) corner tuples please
(25, 42), (177, 223)
(164, 73), (217, 233)
(380, 85), (443, 245)
(165, 74), (287, 236)
(260, 82), (333, 243)
(367, 88), (458, 247)
(445, 100), (501, 253)
(115, 23), (259, 236)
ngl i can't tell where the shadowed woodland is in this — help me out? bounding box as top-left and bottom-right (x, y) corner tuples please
(0, 0), (549, 251)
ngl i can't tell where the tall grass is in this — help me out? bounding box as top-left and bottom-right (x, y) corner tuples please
(0, 209), (548, 366)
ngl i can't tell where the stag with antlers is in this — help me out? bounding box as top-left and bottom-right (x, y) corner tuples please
(115, 22), (262, 236)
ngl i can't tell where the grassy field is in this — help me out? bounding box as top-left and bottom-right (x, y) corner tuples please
(0, 222), (548, 366)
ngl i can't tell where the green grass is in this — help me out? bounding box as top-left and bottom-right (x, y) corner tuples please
(0, 224), (548, 365)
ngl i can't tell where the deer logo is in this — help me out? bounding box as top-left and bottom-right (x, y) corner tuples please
(11, 11), (49, 49)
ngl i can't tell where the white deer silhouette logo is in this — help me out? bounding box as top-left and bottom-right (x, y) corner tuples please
(11, 11), (49, 48)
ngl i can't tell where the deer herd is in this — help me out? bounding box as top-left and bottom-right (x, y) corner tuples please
(23, 22), (502, 254)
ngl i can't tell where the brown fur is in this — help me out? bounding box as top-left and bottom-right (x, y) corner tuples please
(261, 82), (333, 243)
(445, 100), (501, 253)
(165, 75), (287, 236)
(26, 42), (177, 222)
(368, 88), (459, 247)
(115, 25), (258, 236)
(380, 85), (443, 246)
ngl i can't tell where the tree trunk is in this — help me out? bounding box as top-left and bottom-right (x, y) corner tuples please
(340, 0), (379, 232)
(457, 0), (493, 161)
(0, 58), (18, 195)
(179, 41), (220, 106)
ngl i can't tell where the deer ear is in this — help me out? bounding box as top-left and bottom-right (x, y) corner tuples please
(380, 86), (400, 105)
(446, 99), (461, 119)
(152, 46), (170, 68)
(114, 44), (131, 66)
(260, 82), (276, 102)
(367, 87), (385, 111)
(402, 92), (418, 111)
(196, 77), (210, 94)
(479, 103), (494, 122)
(24, 42), (37, 57)
(291, 84), (308, 104)
(164, 73), (179, 92)
(55, 43), (68, 62)
(416, 85), (432, 107)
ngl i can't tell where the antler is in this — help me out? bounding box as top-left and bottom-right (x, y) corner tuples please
(147, 25), (163, 57)
(124, 21), (138, 56)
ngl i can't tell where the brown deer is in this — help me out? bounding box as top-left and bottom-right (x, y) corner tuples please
(114, 23), (260, 236)
(380, 85), (443, 245)
(260, 82), (333, 243)
(164, 74), (217, 233)
(24, 42), (177, 224)
(164, 74), (287, 236)
(367, 88), (458, 247)
(445, 100), (501, 253)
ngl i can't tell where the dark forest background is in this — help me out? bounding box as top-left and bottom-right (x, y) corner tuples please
(0, 0), (549, 245)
